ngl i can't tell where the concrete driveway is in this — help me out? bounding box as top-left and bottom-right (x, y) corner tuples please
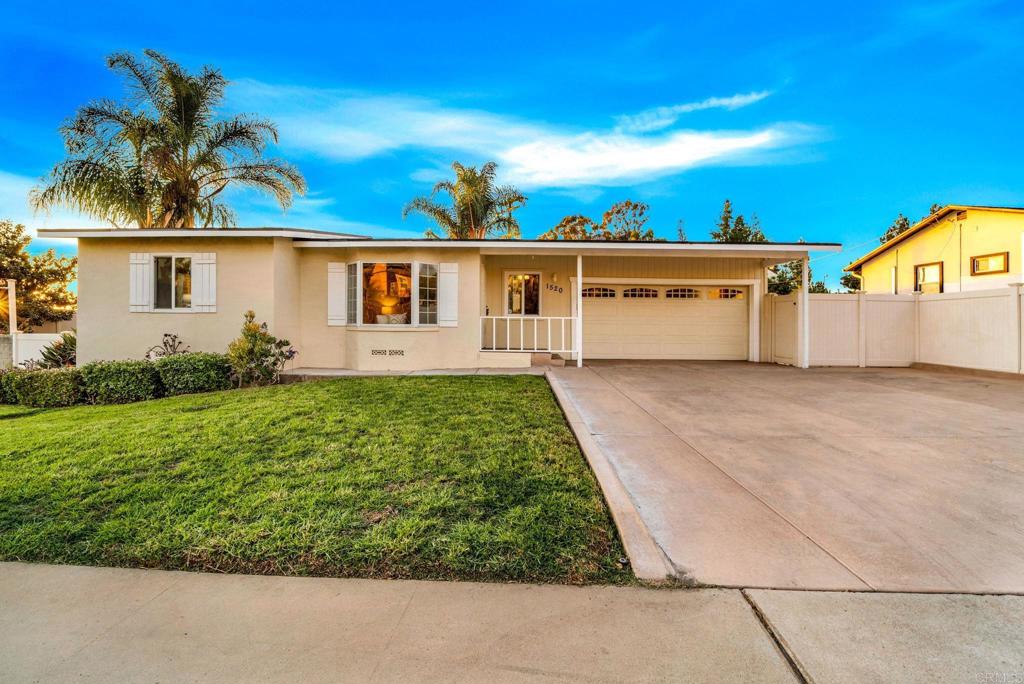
(548, 362), (1024, 592)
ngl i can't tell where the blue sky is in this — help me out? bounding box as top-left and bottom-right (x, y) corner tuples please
(2, 0), (1022, 286)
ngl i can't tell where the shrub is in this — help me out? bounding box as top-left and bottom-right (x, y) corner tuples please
(226, 310), (297, 387)
(156, 352), (232, 396)
(38, 332), (77, 368)
(11, 368), (84, 407)
(81, 360), (163, 404)
(0, 369), (22, 404)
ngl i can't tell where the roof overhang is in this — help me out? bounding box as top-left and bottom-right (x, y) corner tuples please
(35, 228), (370, 240)
(844, 204), (1024, 272)
(294, 239), (841, 263)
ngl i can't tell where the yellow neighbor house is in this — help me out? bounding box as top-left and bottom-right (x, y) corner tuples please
(845, 205), (1024, 294)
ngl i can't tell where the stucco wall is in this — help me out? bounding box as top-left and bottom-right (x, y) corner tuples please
(861, 210), (1024, 294)
(77, 238), (280, 363)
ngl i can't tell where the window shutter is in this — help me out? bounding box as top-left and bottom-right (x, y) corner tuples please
(193, 253), (217, 312)
(327, 262), (347, 326)
(438, 262), (459, 327)
(129, 253), (153, 312)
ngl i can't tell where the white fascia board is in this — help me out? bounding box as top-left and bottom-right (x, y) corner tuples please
(294, 240), (842, 257)
(35, 229), (368, 240)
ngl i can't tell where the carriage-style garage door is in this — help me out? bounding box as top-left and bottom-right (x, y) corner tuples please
(582, 284), (749, 360)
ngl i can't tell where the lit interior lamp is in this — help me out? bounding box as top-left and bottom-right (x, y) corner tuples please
(378, 295), (400, 315)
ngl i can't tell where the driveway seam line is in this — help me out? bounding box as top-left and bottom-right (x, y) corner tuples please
(588, 364), (876, 591)
(740, 589), (812, 684)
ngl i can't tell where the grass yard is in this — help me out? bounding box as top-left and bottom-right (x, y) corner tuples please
(0, 376), (628, 584)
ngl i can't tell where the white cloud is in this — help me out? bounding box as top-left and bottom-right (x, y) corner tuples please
(613, 90), (773, 134)
(229, 81), (815, 189)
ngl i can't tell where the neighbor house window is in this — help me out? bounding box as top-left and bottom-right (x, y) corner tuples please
(506, 272), (540, 315)
(418, 264), (438, 324)
(914, 262), (943, 294)
(582, 287), (616, 298)
(971, 252), (1009, 276)
(665, 287), (700, 299)
(154, 256), (191, 310)
(709, 288), (744, 300)
(623, 287), (658, 298)
(362, 263), (412, 324)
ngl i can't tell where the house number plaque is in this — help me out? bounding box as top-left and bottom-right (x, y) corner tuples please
(370, 349), (405, 356)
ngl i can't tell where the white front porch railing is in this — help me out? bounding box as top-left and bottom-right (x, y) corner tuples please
(480, 316), (577, 354)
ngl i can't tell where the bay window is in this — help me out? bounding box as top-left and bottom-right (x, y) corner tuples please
(343, 261), (439, 326)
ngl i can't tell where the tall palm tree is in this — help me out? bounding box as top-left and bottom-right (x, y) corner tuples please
(403, 161), (526, 239)
(31, 50), (306, 228)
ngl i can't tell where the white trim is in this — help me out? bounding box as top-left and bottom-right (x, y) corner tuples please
(38, 228), (367, 240)
(800, 257), (810, 369)
(502, 270), (542, 316)
(576, 254), (583, 367)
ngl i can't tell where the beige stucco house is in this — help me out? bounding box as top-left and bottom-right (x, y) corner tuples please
(845, 205), (1024, 294)
(38, 228), (839, 371)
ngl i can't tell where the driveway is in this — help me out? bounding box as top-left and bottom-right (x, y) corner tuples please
(548, 361), (1024, 592)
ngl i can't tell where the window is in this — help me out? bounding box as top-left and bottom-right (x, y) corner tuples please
(418, 264), (438, 324)
(363, 262), (412, 324)
(506, 272), (540, 315)
(154, 256), (191, 310)
(346, 263), (358, 324)
(622, 287), (658, 299)
(709, 288), (744, 300)
(665, 287), (700, 299)
(914, 262), (943, 294)
(582, 287), (616, 299)
(971, 252), (1009, 276)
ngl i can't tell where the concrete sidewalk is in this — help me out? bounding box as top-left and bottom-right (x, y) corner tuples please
(3, 563), (1023, 683)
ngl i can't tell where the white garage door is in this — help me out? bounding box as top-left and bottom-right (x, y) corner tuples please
(582, 285), (749, 360)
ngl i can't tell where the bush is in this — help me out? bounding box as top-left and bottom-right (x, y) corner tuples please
(0, 369), (22, 404)
(156, 353), (232, 396)
(226, 310), (297, 387)
(11, 368), (84, 407)
(81, 360), (163, 404)
(38, 332), (77, 368)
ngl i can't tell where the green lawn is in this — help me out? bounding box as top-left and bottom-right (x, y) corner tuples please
(0, 376), (628, 584)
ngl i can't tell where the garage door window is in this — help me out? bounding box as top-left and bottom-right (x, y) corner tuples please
(623, 287), (658, 299)
(582, 287), (616, 298)
(709, 288), (744, 300)
(665, 287), (700, 299)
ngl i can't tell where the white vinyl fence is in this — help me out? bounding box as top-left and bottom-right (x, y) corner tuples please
(1, 333), (63, 368)
(769, 285), (1024, 374)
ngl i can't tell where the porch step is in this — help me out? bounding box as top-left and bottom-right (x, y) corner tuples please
(531, 352), (566, 367)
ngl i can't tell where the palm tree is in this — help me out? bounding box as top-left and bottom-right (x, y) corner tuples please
(31, 50), (306, 228)
(402, 161), (526, 239)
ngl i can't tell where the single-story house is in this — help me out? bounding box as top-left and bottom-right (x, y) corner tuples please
(37, 228), (840, 371)
(845, 205), (1024, 294)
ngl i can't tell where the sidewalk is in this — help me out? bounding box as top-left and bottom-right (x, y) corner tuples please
(2, 562), (1022, 683)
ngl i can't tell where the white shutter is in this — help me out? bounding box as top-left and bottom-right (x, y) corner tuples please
(327, 262), (346, 326)
(192, 253), (217, 312)
(438, 262), (459, 327)
(129, 253), (153, 312)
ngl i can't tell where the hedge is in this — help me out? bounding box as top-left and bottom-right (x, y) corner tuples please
(11, 368), (85, 407)
(0, 369), (22, 404)
(156, 353), (232, 396)
(81, 360), (163, 404)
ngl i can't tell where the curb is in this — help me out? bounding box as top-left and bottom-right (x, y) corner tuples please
(545, 370), (676, 583)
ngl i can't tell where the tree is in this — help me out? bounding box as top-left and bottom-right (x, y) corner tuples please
(839, 272), (861, 292)
(0, 220), (77, 332)
(676, 219), (687, 241)
(710, 200), (767, 243)
(403, 161), (526, 239)
(32, 50), (306, 228)
(539, 200), (658, 240)
(768, 259), (828, 294)
(879, 213), (911, 244)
